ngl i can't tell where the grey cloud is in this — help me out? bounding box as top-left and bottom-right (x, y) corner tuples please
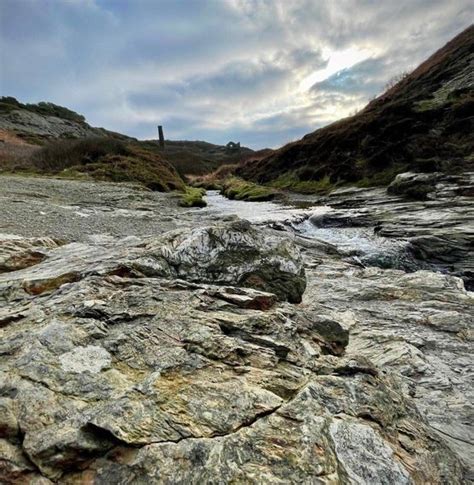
(1, 0), (473, 148)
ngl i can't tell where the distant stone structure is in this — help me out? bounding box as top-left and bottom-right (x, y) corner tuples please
(226, 141), (241, 152)
(158, 125), (165, 148)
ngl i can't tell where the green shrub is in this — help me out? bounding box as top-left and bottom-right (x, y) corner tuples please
(355, 164), (409, 187)
(191, 163), (239, 189)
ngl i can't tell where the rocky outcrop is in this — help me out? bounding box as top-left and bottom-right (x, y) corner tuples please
(0, 107), (110, 140)
(146, 219), (307, 303)
(387, 172), (442, 200)
(0, 223), (464, 483)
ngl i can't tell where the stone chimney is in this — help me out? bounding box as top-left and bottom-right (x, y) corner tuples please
(158, 125), (165, 148)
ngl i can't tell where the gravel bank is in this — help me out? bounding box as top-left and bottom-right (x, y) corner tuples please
(0, 175), (194, 241)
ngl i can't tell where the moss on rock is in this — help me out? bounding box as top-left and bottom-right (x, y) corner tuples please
(221, 177), (280, 201)
(179, 187), (207, 207)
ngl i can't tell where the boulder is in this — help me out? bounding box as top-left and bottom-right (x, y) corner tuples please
(387, 172), (441, 200)
(0, 235), (62, 273)
(148, 219), (307, 303)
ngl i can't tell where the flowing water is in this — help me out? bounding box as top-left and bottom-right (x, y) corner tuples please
(203, 190), (320, 223)
(205, 190), (428, 272)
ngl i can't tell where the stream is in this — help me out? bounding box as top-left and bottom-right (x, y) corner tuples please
(204, 190), (428, 273)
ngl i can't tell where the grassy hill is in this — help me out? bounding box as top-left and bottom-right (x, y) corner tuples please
(0, 97), (254, 193)
(0, 99), (185, 193)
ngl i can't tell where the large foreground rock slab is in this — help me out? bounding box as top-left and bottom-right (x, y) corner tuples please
(0, 229), (463, 483)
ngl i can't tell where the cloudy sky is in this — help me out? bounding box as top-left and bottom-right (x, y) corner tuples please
(1, 1), (472, 148)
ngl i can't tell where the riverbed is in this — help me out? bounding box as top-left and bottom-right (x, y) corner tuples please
(1, 174), (473, 477)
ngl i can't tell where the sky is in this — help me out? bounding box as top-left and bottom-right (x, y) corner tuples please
(1, 1), (472, 149)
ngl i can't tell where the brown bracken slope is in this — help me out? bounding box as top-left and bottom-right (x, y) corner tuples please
(238, 25), (474, 185)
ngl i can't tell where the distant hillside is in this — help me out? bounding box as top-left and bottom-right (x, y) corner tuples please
(0, 97), (253, 178)
(238, 25), (474, 188)
(0, 97), (131, 144)
(141, 139), (254, 177)
(0, 99), (185, 192)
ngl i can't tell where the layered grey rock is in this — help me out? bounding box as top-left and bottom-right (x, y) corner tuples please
(300, 254), (474, 478)
(0, 225), (463, 483)
(146, 219), (307, 303)
(0, 220), (306, 303)
(0, 174), (471, 483)
(387, 172), (442, 200)
(0, 108), (105, 139)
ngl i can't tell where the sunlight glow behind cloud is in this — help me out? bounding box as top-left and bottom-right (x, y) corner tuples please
(300, 46), (376, 91)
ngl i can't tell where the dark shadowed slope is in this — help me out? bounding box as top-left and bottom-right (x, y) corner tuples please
(238, 25), (474, 186)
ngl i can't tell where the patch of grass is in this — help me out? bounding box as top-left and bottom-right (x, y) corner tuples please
(179, 187), (207, 207)
(270, 173), (335, 194)
(190, 163), (239, 190)
(413, 98), (440, 112)
(221, 177), (280, 201)
(67, 155), (183, 191)
(32, 137), (129, 172)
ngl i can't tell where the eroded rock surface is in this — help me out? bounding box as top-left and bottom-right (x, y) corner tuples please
(147, 219), (306, 303)
(299, 244), (474, 480)
(0, 174), (472, 483)
(0, 223), (464, 483)
(0, 235), (63, 273)
(0, 220), (305, 304)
